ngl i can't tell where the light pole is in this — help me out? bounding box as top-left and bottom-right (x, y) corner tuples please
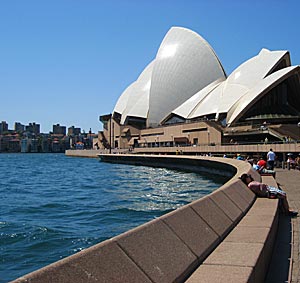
(207, 129), (210, 145)
(109, 114), (112, 154)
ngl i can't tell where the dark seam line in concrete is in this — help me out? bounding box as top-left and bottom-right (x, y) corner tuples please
(227, 182), (256, 206)
(235, 196), (256, 216)
(157, 218), (204, 280)
(210, 191), (243, 222)
(202, 258), (263, 268)
(160, 216), (202, 259)
(189, 205), (222, 239)
(115, 241), (154, 283)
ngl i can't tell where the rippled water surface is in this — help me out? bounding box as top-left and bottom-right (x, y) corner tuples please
(0, 153), (228, 282)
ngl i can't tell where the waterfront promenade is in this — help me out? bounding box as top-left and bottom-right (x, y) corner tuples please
(65, 149), (300, 282)
(66, 142), (300, 158)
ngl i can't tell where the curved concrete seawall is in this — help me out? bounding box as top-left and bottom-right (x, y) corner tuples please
(12, 155), (279, 283)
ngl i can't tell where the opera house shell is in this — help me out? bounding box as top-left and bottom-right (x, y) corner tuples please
(112, 26), (300, 129)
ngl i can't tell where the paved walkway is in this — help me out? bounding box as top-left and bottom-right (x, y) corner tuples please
(266, 168), (300, 283)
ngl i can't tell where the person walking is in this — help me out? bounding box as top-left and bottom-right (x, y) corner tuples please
(267, 148), (276, 170)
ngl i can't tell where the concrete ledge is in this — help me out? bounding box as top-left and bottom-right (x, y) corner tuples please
(12, 155), (277, 283)
(190, 195), (234, 238)
(115, 218), (197, 283)
(160, 206), (219, 263)
(186, 175), (279, 283)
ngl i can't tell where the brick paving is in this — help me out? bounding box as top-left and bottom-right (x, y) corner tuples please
(270, 168), (300, 283)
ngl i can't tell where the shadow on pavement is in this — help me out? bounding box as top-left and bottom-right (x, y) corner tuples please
(265, 214), (292, 283)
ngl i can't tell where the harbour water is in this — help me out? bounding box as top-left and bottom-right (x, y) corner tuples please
(0, 153), (228, 282)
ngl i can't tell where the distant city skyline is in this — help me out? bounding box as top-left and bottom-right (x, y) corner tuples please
(0, 120), (85, 134)
(1, 0), (300, 133)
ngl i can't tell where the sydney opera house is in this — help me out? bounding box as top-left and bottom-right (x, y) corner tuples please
(99, 27), (300, 150)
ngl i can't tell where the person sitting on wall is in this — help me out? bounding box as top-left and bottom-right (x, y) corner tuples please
(253, 159), (276, 177)
(236, 154), (244, 160)
(240, 173), (297, 216)
(257, 158), (267, 168)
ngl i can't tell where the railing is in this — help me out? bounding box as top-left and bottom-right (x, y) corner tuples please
(137, 140), (300, 148)
(132, 142), (300, 155)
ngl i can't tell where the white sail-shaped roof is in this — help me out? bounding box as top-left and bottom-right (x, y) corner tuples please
(113, 83), (135, 115)
(170, 48), (290, 121)
(217, 49), (289, 114)
(113, 26), (226, 126)
(171, 79), (224, 119)
(147, 27), (226, 126)
(119, 61), (154, 124)
(111, 26), (298, 128)
(227, 66), (300, 124)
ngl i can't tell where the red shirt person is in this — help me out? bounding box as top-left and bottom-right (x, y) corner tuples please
(257, 159), (267, 168)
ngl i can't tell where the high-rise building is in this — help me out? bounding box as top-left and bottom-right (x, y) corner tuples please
(68, 126), (81, 136)
(0, 121), (8, 134)
(53, 124), (66, 135)
(15, 122), (25, 132)
(25, 123), (40, 135)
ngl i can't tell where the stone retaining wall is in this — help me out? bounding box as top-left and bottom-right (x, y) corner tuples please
(187, 175), (279, 282)
(13, 155), (277, 283)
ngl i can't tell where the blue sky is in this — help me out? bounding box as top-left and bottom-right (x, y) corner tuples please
(1, 0), (299, 133)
